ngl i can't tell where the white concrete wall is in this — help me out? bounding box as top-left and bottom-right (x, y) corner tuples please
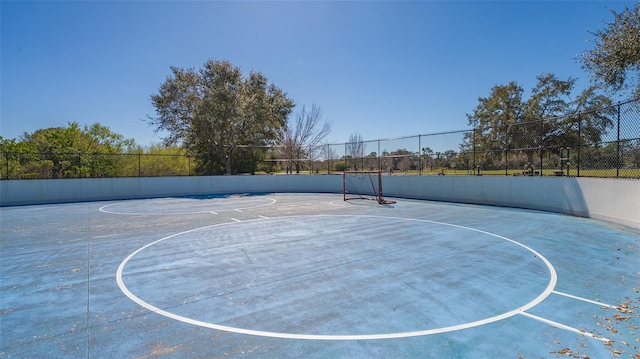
(1, 175), (638, 229)
(0, 175), (342, 206)
(382, 175), (639, 229)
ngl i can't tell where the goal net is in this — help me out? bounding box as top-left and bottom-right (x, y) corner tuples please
(343, 171), (396, 204)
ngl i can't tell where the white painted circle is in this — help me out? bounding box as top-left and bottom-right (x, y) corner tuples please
(116, 215), (557, 340)
(100, 195), (276, 215)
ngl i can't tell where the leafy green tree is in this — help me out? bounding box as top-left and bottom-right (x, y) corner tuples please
(149, 59), (295, 175)
(334, 160), (349, 172)
(0, 136), (37, 179)
(385, 148), (414, 171)
(140, 144), (190, 177)
(561, 86), (615, 174)
(116, 144), (192, 177)
(80, 123), (136, 177)
(18, 122), (134, 178)
(421, 147), (435, 171)
(7, 122), (135, 179)
(455, 140), (474, 172)
(520, 74), (576, 163)
(363, 151), (378, 171)
(442, 150), (458, 168)
(466, 81), (524, 169)
(580, 3), (640, 97)
(628, 139), (640, 168)
(466, 74), (614, 171)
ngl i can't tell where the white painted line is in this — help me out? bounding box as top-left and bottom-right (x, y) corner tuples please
(230, 218), (241, 222)
(235, 209), (243, 213)
(210, 211), (218, 215)
(552, 291), (619, 309)
(99, 197), (276, 215)
(116, 214), (558, 340)
(520, 312), (610, 342)
(258, 215), (269, 219)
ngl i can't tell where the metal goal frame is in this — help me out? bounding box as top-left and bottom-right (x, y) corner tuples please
(342, 171), (396, 205)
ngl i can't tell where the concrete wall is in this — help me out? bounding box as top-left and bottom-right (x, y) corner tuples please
(382, 176), (639, 229)
(1, 175), (638, 229)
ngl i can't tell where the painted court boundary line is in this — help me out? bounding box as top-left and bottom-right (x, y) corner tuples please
(518, 291), (621, 342)
(552, 290), (620, 309)
(520, 312), (611, 342)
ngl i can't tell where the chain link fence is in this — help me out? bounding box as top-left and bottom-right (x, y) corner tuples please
(3, 99), (639, 180)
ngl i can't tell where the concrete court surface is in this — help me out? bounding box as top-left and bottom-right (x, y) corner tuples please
(1, 193), (638, 359)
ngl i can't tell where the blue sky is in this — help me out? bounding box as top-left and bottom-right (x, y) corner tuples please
(1, 1), (636, 146)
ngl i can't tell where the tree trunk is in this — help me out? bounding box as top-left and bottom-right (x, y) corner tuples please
(225, 156), (232, 175)
(526, 151), (535, 165)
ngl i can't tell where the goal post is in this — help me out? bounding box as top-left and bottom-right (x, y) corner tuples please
(342, 171), (396, 205)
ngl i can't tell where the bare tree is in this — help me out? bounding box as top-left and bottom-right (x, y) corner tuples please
(323, 144), (338, 173)
(281, 104), (331, 173)
(346, 133), (364, 170)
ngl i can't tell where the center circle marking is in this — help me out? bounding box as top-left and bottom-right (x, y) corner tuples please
(116, 215), (557, 340)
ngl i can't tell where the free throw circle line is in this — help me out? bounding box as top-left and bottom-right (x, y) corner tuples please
(116, 215), (557, 340)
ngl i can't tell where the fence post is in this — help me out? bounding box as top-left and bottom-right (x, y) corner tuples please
(327, 144), (330, 174)
(344, 142), (348, 171)
(472, 129), (476, 175)
(577, 115), (581, 177)
(539, 119), (544, 176)
(616, 103), (621, 177)
(377, 139), (381, 171)
(418, 135), (422, 176)
(504, 126), (508, 176)
(5, 151), (9, 180)
(566, 147), (571, 175)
